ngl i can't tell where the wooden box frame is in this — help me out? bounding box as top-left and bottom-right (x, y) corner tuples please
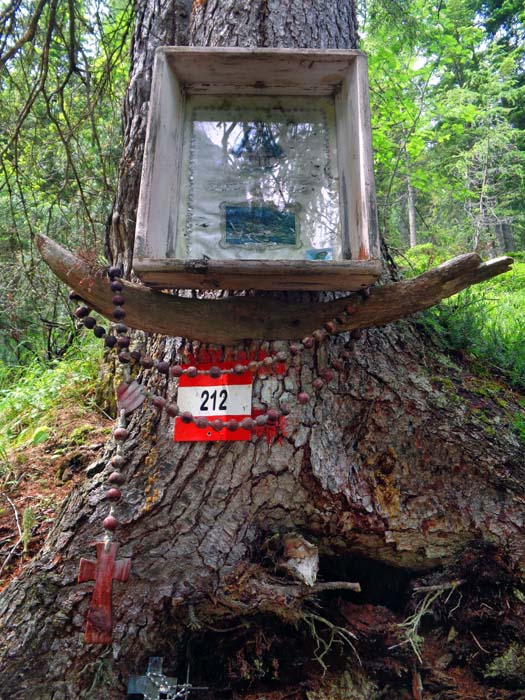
(134, 47), (381, 291)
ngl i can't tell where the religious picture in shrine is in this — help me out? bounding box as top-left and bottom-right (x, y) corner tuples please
(173, 96), (340, 262)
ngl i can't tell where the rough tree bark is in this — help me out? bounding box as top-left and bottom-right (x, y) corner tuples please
(1, 2), (525, 700)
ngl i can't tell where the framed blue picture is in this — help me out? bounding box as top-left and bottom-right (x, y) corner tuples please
(221, 202), (300, 250)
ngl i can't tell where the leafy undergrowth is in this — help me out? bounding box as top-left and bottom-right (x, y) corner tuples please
(0, 334), (111, 590)
(0, 333), (104, 455)
(398, 246), (525, 391)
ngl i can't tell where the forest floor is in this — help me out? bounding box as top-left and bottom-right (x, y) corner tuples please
(0, 404), (111, 591)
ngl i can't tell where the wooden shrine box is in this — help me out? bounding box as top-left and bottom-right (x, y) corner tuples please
(134, 48), (381, 291)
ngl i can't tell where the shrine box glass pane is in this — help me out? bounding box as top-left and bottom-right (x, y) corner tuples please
(134, 48), (380, 291)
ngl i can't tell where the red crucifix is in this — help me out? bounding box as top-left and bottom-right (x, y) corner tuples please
(78, 542), (131, 644)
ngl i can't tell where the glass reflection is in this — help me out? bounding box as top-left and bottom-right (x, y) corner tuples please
(175, 96), (341, 261)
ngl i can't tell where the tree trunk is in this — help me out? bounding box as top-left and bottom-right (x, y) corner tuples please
(407, 178), (417, 248)
(493, 221), (515, 255)
(1, 3), (525, 700)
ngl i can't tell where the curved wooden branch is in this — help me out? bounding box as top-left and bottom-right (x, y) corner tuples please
(37, 234), (513, 345)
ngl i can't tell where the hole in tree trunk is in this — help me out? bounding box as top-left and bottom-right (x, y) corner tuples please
(183, 615), (349, 698)
(174, 557), (418, 697)
(318, 553), (416, 612)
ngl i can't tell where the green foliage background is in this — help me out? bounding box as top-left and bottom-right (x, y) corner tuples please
(363, 0), (525, 254)
(0, 0), (132, 363)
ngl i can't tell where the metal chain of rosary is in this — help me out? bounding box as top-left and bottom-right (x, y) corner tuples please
(69, 268), (368, 437)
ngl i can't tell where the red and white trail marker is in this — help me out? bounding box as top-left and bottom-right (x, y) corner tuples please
(174, 363), (253, 442)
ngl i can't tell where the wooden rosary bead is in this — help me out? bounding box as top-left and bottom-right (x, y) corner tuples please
(280, 403), (291, 415)
(106, 488), (122, 502)
(289, 344), (301, 355)
(108, 471), (125, 484)
(115, 323), (128, 334)
(117, 352), (131, 364)
(211, 419), (224, 432)
(156, 361), (170, 375)
(110, 455), (125, 468)
(113, 427), (129, 441)
(195, 417), (208, 429)
(255, 415), (268, 426)
(130, 350), (142, 362)
(166, 403), (179, 417)
(112, 294), (125, 306)
(171, 365), (184, 377)
(180, 411), (193, 424)
(108, 265), (122, 278)
(233, 364), (246, 375)
(152, 396), (166, 409)
(312, 378), (324, 390)
(297, 392), (310, 405)
(267, 409), (278, 422)
(240, 417), (254, 430)
(323, 369), (334, 382)
(186, 366), (198, 378)
(83, 316), (97, 329)
(302, 336), (314, 349)
(226, 419), (239, 431)
(103, 515), (119, 531)
(209, 366), (221, 378)
(105, 335), (117, 348)
(113, 307), (126, 320)
(140, 356), (154, 369)
(93, 326), (106, 338)
(110, 280), (123, 292)
(116, 336), (130, 348)
(74, 306), (90, 319)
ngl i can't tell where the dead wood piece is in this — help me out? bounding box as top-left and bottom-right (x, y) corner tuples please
(206, 576), (362, 626)
(299, 581), (362, 595)
(37, 234), (513, 344)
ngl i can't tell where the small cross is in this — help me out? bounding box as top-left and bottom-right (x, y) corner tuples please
(78, 541), (131, 644)
(127, 657), (179, 699)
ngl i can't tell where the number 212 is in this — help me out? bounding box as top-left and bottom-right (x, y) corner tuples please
(200, 389), (228, 412)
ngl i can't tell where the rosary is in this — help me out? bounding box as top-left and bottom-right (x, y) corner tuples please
(71, 265), (369, 644)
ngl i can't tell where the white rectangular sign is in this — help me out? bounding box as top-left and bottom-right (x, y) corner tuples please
(177, 383), (252, 416)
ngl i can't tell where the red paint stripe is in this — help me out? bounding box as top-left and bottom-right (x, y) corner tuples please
(174, 414), (250, 442)
(182, 353), (287, 376)
(178, 362), (252, 388)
